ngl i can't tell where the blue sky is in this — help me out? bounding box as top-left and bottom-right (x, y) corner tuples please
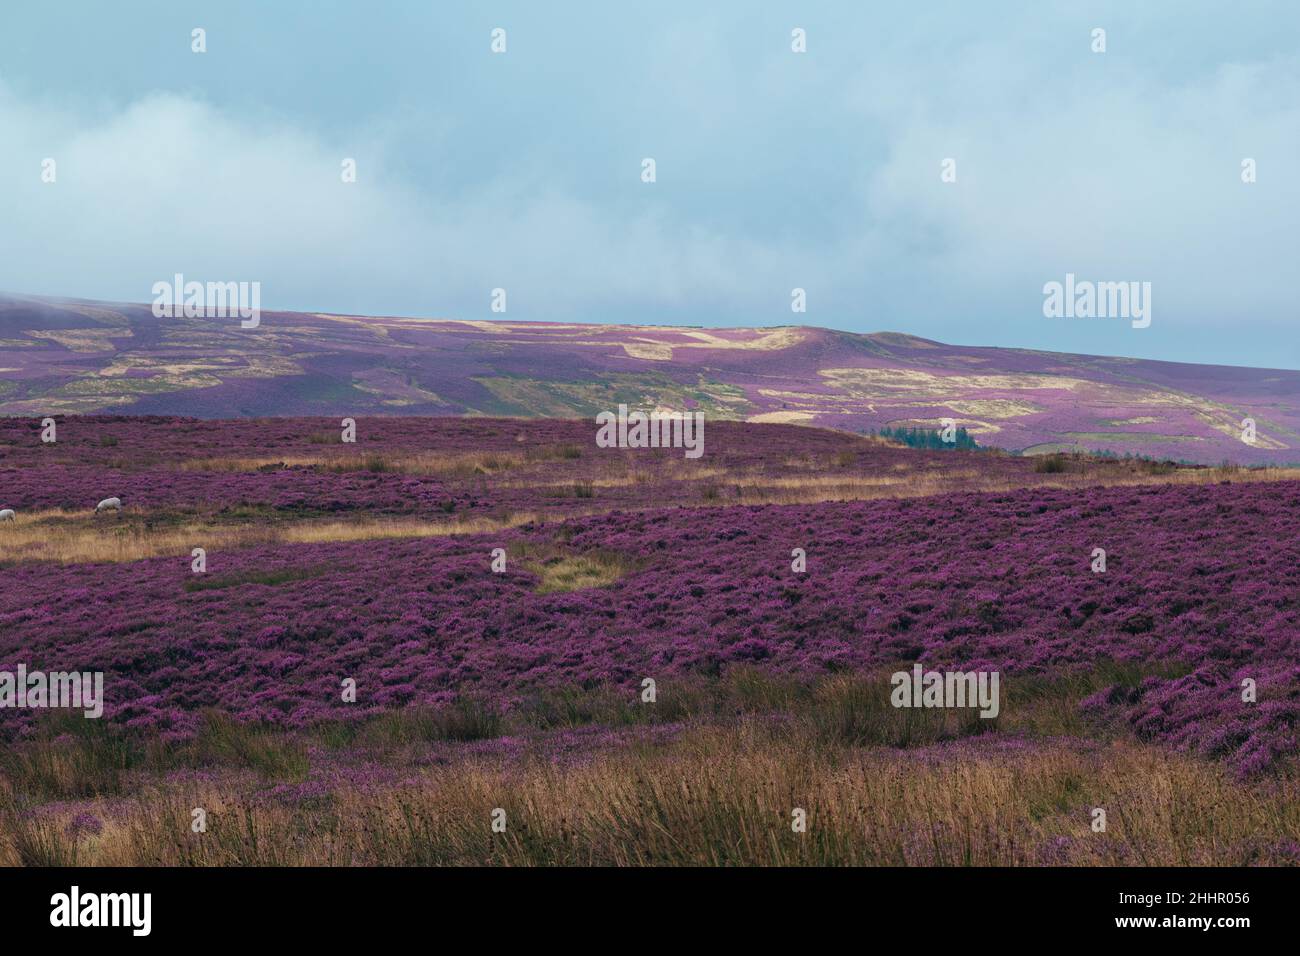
(1, 1), (1297, 368)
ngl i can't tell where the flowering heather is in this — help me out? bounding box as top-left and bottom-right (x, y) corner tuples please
(0, 415), (595, 464)
(0, 463), (464, 514)
(64, 812), (103, 841)
(1, 473), (1296, 774)
(0, 416), (1268, 522)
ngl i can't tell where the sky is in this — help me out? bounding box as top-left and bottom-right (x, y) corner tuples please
(1, 1), (1298, 369)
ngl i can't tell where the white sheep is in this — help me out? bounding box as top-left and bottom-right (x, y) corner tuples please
(95, 497), (122, 515)
(0, 508), (14, 522)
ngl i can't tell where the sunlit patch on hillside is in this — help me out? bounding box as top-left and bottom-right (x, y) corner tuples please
(746, 411), (816, 424)
(819, 367), (1089, 394)
(944, 399), (1045, 418)
(28, 328), (132, 352)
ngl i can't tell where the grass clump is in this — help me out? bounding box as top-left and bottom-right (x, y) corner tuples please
(183, 565), (327, 592)
(531, 552), (628, 593)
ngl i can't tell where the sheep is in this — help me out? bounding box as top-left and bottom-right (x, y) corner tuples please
(0, 508), (14, 522)
(95, 497), (122, 515)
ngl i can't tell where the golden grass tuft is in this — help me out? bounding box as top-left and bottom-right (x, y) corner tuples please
(506, 540), (632, 593)
(3, 725), (1296, 866)
(0, 666), (1294, 866)
(530, 553), (629, 593)
(0, 510), (546, 565)
(178, 444), (587, 477)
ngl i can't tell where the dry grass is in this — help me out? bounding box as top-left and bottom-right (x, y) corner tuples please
(497, 457), (1300, 507)
(504, 540), (633, 593)
(529, 553), (630, 593)
(0, 665), (1293, 866)
(0, 510), (547, 565)
(177, 445), (584, 477)
(3, 723), (1295, 866)
(3, 462), (1297, 566)
(503, 463), (730, 490)
(179, 451), (524, 476)
(719, 463), (1300, 507)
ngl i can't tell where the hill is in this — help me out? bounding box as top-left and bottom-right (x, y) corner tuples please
(2, 292), (1296, 463)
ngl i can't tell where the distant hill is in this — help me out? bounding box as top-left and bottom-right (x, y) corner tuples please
(2, 292), (1297, 464)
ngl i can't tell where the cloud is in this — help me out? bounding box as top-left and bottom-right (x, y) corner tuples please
(1, 1), (1298, 369)
(0, 82), (833, 326)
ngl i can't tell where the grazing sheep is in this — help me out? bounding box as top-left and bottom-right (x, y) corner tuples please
(95, 497), (122, 514)
(0, 508), (14, 522)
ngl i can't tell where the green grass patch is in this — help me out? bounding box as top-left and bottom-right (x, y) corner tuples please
(531, 553), (627, 593)
(183, 565), (328, 592)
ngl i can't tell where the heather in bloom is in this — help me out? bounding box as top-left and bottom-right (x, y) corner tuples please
(1, 456), (1296, 774)
(65, 812), (103, 840)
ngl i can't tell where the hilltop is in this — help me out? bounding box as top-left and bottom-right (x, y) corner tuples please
(2, 293), (1296, 463)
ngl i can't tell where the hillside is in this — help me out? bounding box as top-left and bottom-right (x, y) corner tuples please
(2, 292), (1297, 464)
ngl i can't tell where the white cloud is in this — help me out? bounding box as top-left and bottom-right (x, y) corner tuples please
(1, 7), (1298, 370)
(0, 84), (831, 325)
